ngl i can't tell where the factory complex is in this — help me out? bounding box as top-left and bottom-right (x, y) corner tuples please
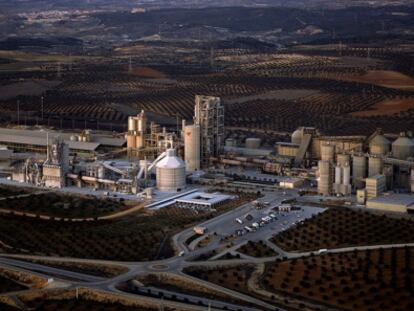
(0, 95), (413, 213)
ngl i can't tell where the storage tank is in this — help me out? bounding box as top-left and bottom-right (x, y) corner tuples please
(352, 155), (366, 184)
(369, 134), (390, 155)
(225, 138), (237, 147)
(318, 160), (332, 196)
(245, 138), (261, 149)
(368, 156), (383, 177)
(156, 149), (186, 192)
(128, 117), (137, 131)
(321, 143), (335, 162)
(70, 135), (78, 141)
(343, 165), (350, 185)
(136, 134), (145, 149)
(184, 124), (201, 172)
(392, 133), (414, 160)
(291, 128), (303, 145)
(336, 154), (350, 167)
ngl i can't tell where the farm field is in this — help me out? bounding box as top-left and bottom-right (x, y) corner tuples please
(0, 193), (129, 219)
(351, 98), (414, 117)
(237, 241), (278, 258)
(270, 207), (414, 252)
(0, 185), (31, 197)
(262, 248), (414, 311)
(341, 70), (414, 91)
(0, 193), (255, 260)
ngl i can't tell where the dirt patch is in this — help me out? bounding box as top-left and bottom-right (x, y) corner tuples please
(127, 66), (167, 79)
(351, 98), (414, 116)
(341, 70), (414, 90)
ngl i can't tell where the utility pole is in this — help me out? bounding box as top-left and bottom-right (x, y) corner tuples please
(17, 100), (20, 125)
(41, 96), (44, 121)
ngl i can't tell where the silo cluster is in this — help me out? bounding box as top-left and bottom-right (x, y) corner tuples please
(127, 110), (147, 150)
(333, 154), (351, 196)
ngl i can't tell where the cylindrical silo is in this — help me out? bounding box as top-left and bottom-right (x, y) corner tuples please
(136, 133), (145, 149)
(392, 134), (414, 160)
(335, 166), (342, 184)
(336, 154), (350, 167)
(245, 138), (261, 149)
(97, 165), (105, 179)
(369, 134), (390, 155)
(318, 160), (332, 196)
(343, 165), (350, 185)
(156, 149), (186, 192)
(321, 143), (335, 162)
(368, 156), (383, 177)
(184, 124), (201, 172)
(128, 117), (137, 131)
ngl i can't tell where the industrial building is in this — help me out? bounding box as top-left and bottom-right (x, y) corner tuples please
(0, 128), (125, 156)
(194, 95), (224, 166)
(367, 194), (414, 213)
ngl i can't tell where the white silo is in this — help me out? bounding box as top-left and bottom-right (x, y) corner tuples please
(343, 165), (351, 185)
(156, 149), (186, 192)
(184, 124), (201, 172)
(335, 166), (342, 184)
(336, 154), (350, 167)
(128, 116), (137, 131)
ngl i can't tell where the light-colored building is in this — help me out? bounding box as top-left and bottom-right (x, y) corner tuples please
(365, 174), (386, 200)
(279, 178), (303, 189)
(184, 124), (201, 172)
(156, 149), (186, 192)
(367, 194), (414, 213)
(276, 142), (299, 158)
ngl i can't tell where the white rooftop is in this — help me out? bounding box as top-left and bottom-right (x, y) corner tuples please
(176, 192), (233, 206)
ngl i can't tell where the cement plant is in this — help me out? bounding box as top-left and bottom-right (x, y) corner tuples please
(0, 1), (413, 311)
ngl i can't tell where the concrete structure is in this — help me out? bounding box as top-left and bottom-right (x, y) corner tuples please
(318, 160), (332, 196)
(276, 142), (299, 158)
(127, 110), (147, 151)
(392, 133), (414, 160)
(184, 124), (201, 172)
(367, 194), (414, 213)
(194, 95), (224, 166)
(336, 154), (350, 167)
(321, 143), (335, 162)
(43, 137), (69, 188)
(156, 149), (186, 192)
(175, 192), (233, 210)
(368, 156), (383, 177)
(365, 174), (386, 200)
